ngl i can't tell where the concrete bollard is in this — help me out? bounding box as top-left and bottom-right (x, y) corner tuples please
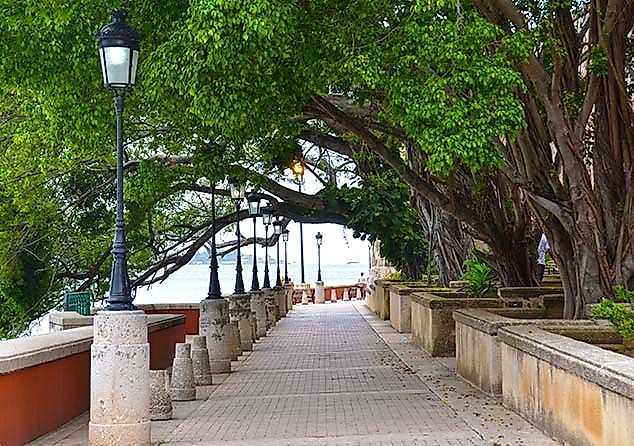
(191, 336), (213, 386)
(150, 370), (172, 421)
(171, 343), (196, 401)
(343, 288), (350, 301)
(227, 294), (253, 351)
(229, 320), (241, 360)
(199, 299), (231, 374)
(331, 289), (337, 302)
(254, 291), (268, 337)
(315, 281), (325, 304)
(89, 311), (150, 446)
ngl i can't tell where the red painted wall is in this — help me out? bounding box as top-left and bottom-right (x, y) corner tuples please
(145, 309), (199, 335)
(0, 318), (185, 446)
(0, 351), (91, 446)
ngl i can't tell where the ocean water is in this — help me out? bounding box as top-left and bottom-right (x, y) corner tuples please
(134, 262), (368, 304)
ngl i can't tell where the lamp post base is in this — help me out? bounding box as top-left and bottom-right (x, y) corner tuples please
(199, 299), (231, 374)
(89, 311), (150, 446)
(227, 294), (253, 352)
(314, 281), (325, 304)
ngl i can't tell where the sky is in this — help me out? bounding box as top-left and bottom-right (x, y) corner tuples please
(214, 162), (370, 266)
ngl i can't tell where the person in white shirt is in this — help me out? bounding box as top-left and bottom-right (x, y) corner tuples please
(537, 233), (550, 283)
(357, 272), (367, 298)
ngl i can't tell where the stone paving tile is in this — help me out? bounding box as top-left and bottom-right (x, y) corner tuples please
(31, 301), (561, 446)
(164, 303), (483, 445)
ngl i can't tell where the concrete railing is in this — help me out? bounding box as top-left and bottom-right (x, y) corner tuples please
(499, 325), (634, 445)
(0, 314), (185, 446)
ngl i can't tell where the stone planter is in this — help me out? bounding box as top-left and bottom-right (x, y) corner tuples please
(497, 286), (563, 310)
(453, 307), (604, 395)
(387, 285), (451, 333)
(499, 324), (634, 446)
(410, 291), (503, 356)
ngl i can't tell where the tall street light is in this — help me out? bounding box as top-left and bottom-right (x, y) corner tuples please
(315, 232), (323, 282)
(291, 160), (305, 284)
(229, 180), (246, 294)
(282, 229), (290, 284)
(273, 218), (283, 287)
(247, 192), (262, 291)
(96, 11), (141, 311)
(206, 185), (222, 299)
(261, 204), (273, 288)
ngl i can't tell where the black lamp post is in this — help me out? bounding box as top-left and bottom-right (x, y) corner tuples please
(282, 229), (290, 284)
(273, 219), (283, 287)
(315, 232), (323, 282)
(96, 11), (141, 311)
(292, 160), (306, 284)
(206, 186), (222, 299)
(261, 204), (273, 288)
(247, 192), (261, 291)
(230, 180), (246, 294)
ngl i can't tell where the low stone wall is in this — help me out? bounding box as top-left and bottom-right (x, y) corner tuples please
(0, 314), (185, 446)
(499, 325), (634, 445)
(453, 308), (604, 395)
(410, 292), (503, 356)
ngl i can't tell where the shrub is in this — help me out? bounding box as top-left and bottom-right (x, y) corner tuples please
(461, 257), (499, 297)
(591, 285), (634, 341)
(383, 271), (404, 281)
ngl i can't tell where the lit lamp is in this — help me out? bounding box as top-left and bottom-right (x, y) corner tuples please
(261, 204), (273, 288)
(96, 10), (141, 311)
(273, 218), (283, 287)
(229, 180), (246, 294)
(291, 159), (306, 284)
(282, 229), (290, 284)
(315, 232), (323, 282)
(246, 192), (261, 291)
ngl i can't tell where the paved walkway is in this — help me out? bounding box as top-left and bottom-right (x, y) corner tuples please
(31, 301), (559, 446)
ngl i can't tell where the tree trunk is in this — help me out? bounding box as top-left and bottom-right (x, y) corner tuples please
(412, 192), (471, 286)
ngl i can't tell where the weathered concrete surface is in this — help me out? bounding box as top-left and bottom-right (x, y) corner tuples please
(228, 320), (241, 361)
(314, 281), (325, 304)
(500, 325), (634, 446)
(199, 299), (231, 374)
(410, 292), (503, 356)
(170, 343), (196, 401)
(253, 291), (267, 337)
(89, 311), (150, 446)
(190, 336), (213, 386)
(149, 370), (172, 421)
(453, 308), (606, 395)
(227, 293), (253, 352)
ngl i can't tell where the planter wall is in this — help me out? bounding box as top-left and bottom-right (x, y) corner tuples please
(499, 325), (634, 446)
(388, 285), (451, 333)
(453, 307), (602, 395)
(410, 291), (503, 356)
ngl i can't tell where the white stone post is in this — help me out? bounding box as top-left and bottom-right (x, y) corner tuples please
(343, 288), (350, 301)
(301, 285), (309, 305)
(314, 281), (325, 304)
(89, 311), (150, 446)
(199, 299), (231, 374)
(331, 288), (337, 303)
(171, 343), (196, 401)
(191, 336), (213, 386)
(149, 370), (172, 421)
